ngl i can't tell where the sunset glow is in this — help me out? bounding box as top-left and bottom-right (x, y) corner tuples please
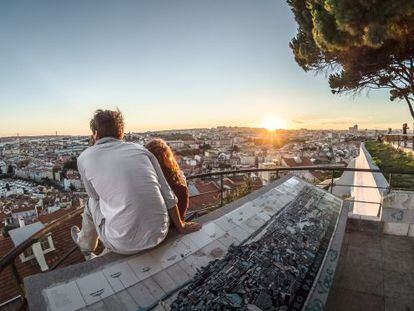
(0, 1), (407, 137)
(262, 118), (287, 131)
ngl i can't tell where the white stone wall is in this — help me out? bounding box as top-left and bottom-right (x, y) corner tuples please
(332, 158), (355, 198)
(352, 143), (389, 216)
(382, 191), (414, 236)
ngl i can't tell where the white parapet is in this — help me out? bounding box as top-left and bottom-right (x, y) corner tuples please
(385, 139), (414, 157)
(352, 143), (389, 217)
(382, 191), (414, 236)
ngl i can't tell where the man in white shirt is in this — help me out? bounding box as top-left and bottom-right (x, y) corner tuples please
(72, 109), (201, 256)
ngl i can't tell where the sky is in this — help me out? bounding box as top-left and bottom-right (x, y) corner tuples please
(0, 0), (410, 136)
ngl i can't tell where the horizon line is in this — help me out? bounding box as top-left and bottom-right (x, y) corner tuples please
(0, 126), (390, 139)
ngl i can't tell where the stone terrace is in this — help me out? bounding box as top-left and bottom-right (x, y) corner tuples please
(326, 230), (414, 311)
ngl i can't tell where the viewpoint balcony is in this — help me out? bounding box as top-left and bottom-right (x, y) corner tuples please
(1, 159), (414, 311)
(23, 175), (347, 311)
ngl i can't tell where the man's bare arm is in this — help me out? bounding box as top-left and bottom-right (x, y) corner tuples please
(168, 205), (202, 234)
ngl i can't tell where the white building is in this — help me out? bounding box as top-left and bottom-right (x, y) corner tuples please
(239, 155), (256, 166)
(0, 160), (7, 174)
(63, 178), (83, 191)
(258, 162), (279, 185)
(166, 140), (185, 149)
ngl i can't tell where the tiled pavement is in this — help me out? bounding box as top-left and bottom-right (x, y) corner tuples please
(326, 231), (414, 311)
(32, 176), (307, 311)
(27, 176), (347, 311)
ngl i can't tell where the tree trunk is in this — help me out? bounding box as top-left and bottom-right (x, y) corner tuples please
(403, 96), (414, 150)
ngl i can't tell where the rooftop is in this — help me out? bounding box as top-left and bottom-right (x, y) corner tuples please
(9, 222), (45, 246)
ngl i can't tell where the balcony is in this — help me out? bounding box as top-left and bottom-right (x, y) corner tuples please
(22, 175), (348, 311)
(0, 159), (414, 310)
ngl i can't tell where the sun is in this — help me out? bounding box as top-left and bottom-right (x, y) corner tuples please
(262, 118), (286, 131)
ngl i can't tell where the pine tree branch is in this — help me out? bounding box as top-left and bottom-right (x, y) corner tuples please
(404, 95), (414, 119)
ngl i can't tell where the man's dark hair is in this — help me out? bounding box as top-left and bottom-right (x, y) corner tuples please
(90, 109), (124, 139)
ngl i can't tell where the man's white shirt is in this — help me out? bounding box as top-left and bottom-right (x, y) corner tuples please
(77, 137), (177, 254)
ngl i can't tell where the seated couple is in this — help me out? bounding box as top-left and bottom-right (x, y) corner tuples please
(71, 109), (201, 257)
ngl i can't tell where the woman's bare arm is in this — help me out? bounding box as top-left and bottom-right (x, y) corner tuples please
(168, 205), (202, 234)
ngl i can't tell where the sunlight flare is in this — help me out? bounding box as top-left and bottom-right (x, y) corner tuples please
(262, 117), (287, 131)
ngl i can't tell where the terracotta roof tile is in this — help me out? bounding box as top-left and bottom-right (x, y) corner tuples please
(282, 157), (314, 167)
(0, 212), (85, 305)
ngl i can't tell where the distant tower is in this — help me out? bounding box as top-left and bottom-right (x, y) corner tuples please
(17, 133), (21, 154)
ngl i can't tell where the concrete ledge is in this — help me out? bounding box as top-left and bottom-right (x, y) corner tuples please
(383, 222), (410, 236)
(386, 141), (414, 156)
(346, 216), (382, 234)
(381, 190), (414, 237)
(24, 175), (295, 311)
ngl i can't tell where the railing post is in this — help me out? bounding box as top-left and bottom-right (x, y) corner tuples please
(388, 173), (392, 193)
(377, 203), (382, 218)
(412, 123), (414, 150)
(220, 174), (224, 207)
(330, 170), (335, 193)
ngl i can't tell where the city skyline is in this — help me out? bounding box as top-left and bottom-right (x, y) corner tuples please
(0, 0), (410, 136)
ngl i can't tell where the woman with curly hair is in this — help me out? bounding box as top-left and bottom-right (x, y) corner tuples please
(146, 138), (201, 233)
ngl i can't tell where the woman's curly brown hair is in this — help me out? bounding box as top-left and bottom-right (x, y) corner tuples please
(146, 138), (186, 186)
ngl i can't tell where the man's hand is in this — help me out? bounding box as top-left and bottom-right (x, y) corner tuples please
(178, 221), (202, 234)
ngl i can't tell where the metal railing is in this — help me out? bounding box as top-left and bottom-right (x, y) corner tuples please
(384, 133), (414, 150)
(186, 166), (380, 209)
(1, 165), (414, 309)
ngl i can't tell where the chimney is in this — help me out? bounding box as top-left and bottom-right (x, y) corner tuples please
(32, 242), (49, 272)
(18, 217), (25, 228)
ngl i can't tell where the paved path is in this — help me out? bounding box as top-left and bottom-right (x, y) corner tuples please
(326, 231), (414, 311)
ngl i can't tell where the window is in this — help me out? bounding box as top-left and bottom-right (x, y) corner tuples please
(23, 247), (33, 258)
(40, 238), (51, 251)
(20, 234), (55, 263)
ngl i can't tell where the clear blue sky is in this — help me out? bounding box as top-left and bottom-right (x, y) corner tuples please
(0, 0), (409, 136)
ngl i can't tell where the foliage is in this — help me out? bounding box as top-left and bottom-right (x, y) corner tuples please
(365, 141), (414, 189)
(288, 0), (414, 118)
(1, 224), (18, 238)
(201, 143), (211, 150)
(372, 157), (382, 167)
(7, 165), (13, 175)
(63, 158), (78, 170)
(175, 149), (202, 157)
(224, 176), (254, 204)
(41, 177), (53, 186)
